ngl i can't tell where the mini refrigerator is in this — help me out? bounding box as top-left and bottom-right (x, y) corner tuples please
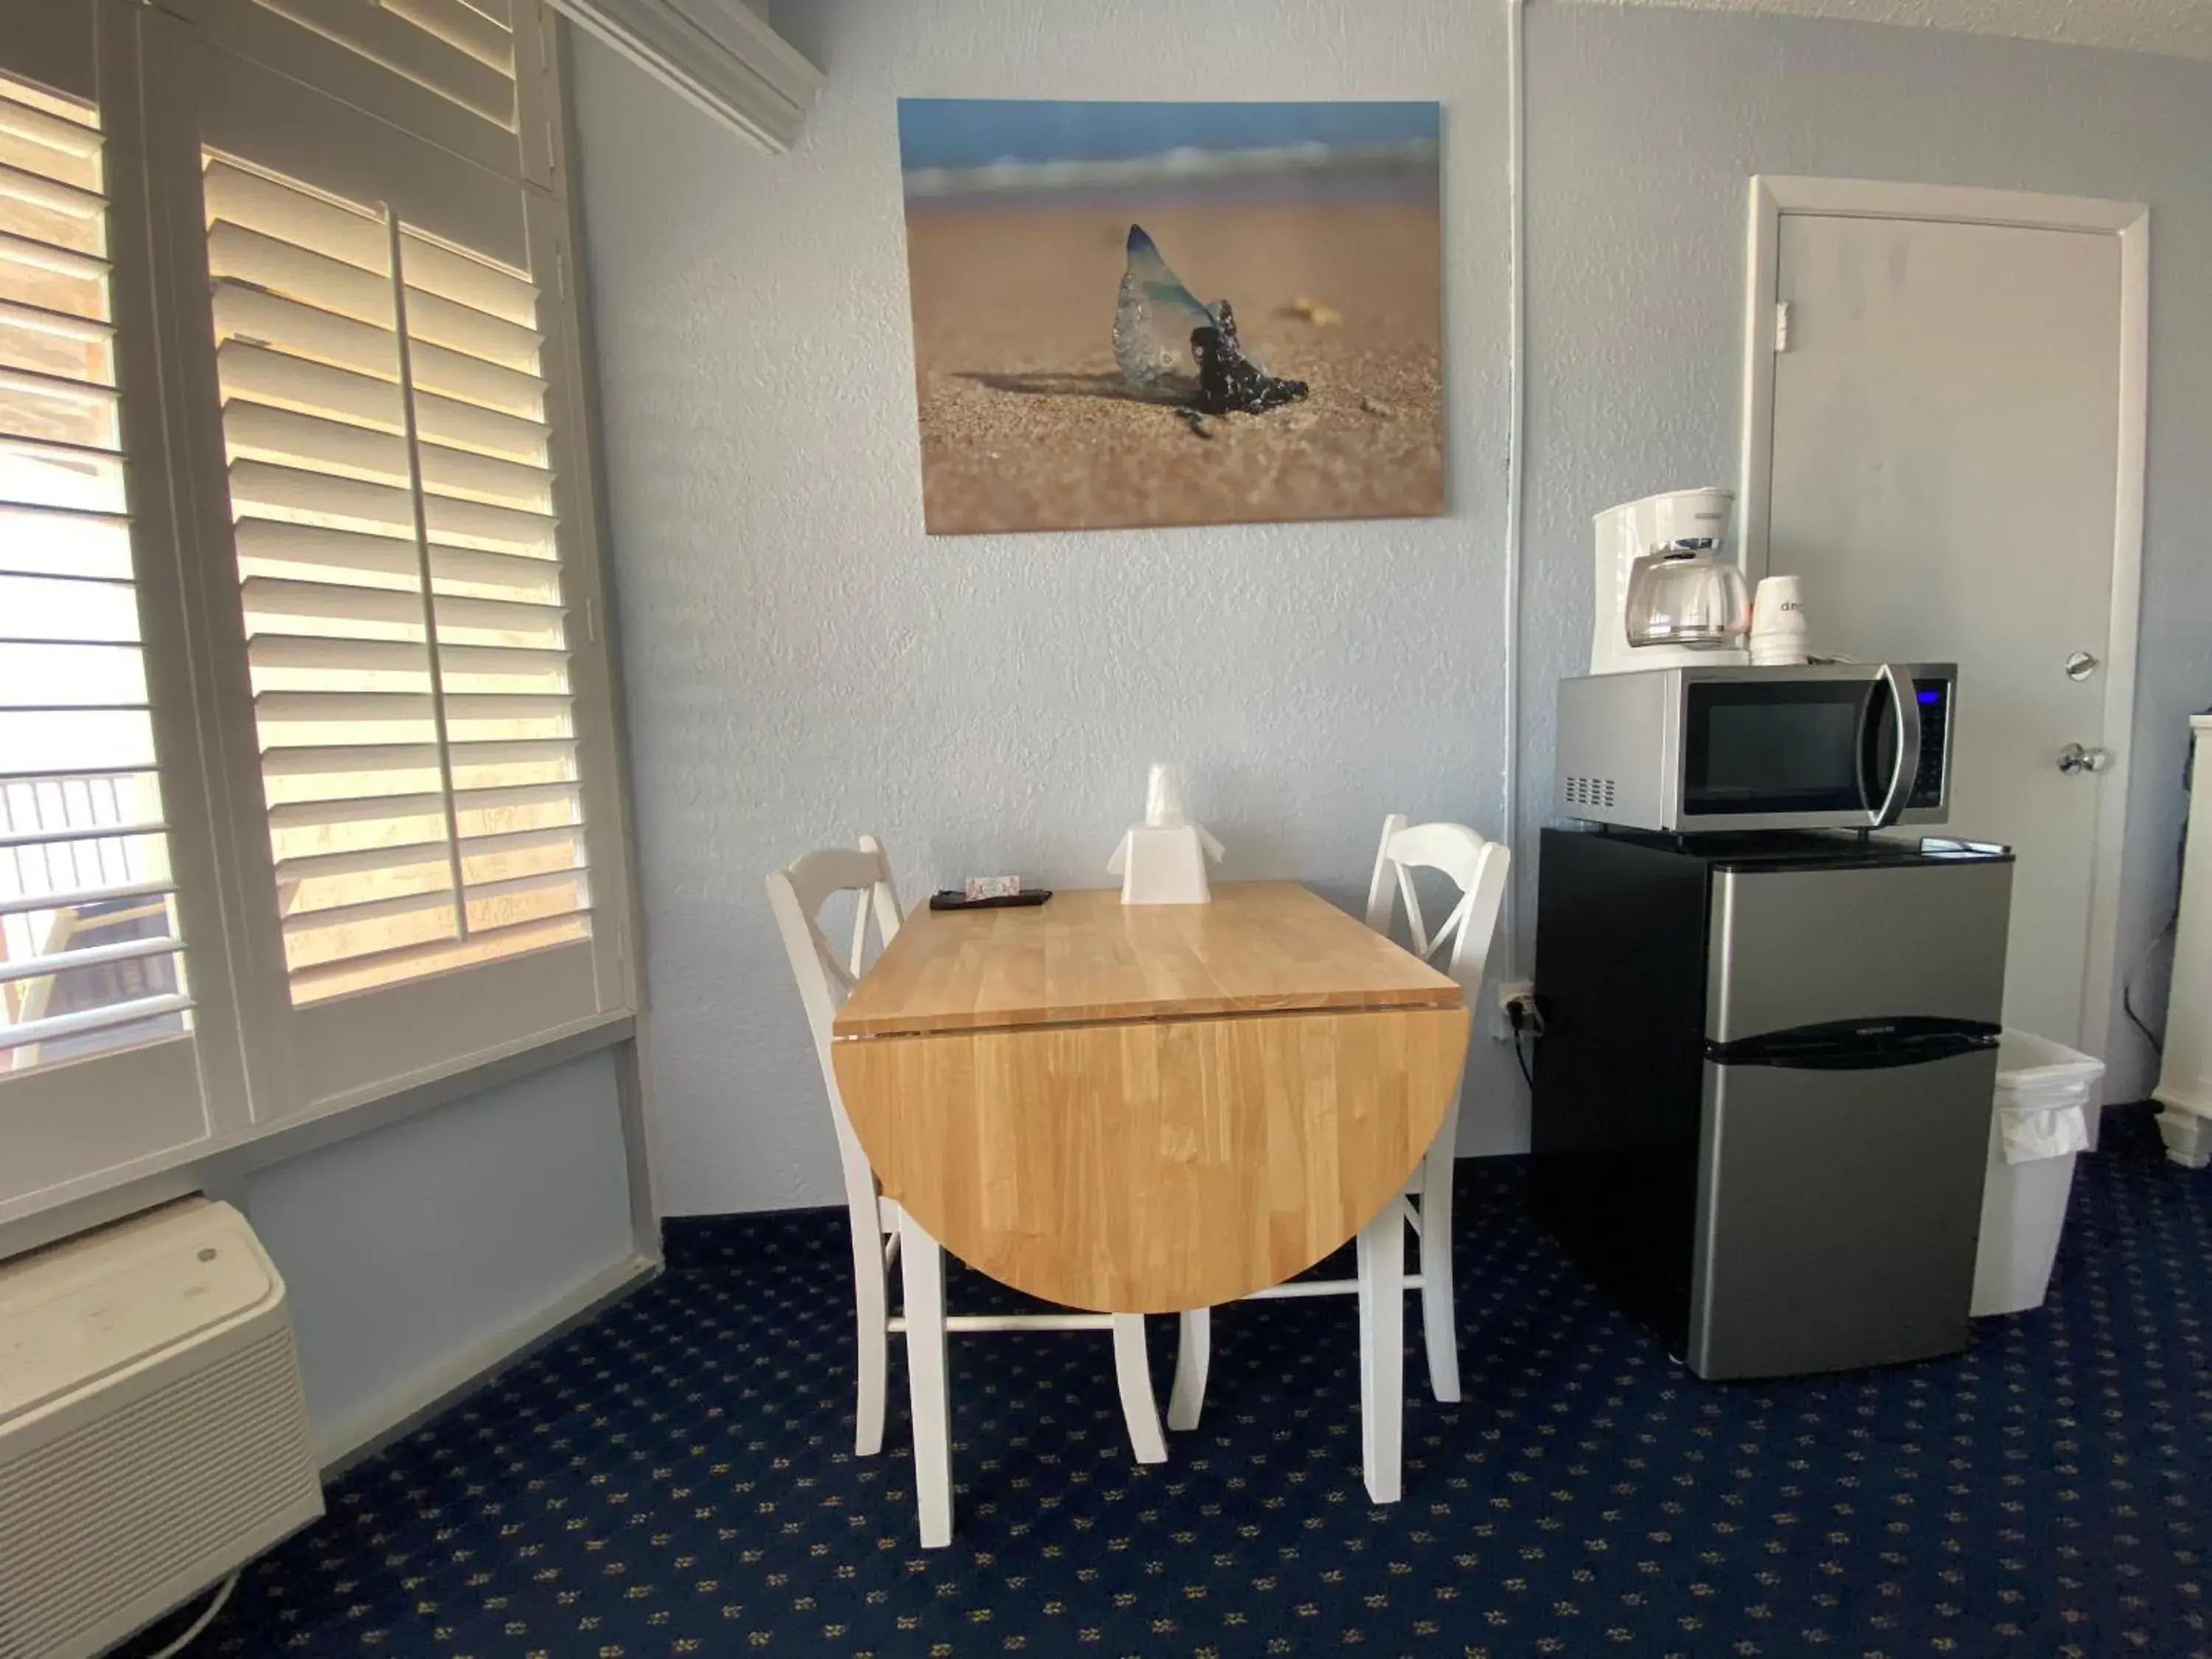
(1531, 827), (2014, 1380)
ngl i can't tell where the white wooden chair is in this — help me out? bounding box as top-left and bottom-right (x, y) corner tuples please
(767, 837), (1168, 1547)
(1164, 815), (1509, 1502)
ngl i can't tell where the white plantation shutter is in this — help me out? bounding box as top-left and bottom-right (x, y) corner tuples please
(0, 0), (630, 1220)
(0, 72), (194, 1068)
(204, 154), (592, 1005)
(0, 3), (259, 1220)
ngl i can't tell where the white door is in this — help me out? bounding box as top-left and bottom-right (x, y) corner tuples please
(1762, 212), (2124, 1048)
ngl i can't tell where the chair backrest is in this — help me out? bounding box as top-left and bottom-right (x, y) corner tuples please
(1362, 814), (1510, 993)
(768, 836), (903, 1044)
(767, 837), (905, 1204)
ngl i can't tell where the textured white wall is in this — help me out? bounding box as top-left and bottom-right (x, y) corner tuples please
(571, 0), (2212, 1216)
(569, 1), (1517, 1215)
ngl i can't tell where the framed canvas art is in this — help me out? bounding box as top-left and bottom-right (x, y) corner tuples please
(897, 99), (1444, 535)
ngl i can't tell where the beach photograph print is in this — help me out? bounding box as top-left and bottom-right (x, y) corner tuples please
(897, 99), (1444, 535)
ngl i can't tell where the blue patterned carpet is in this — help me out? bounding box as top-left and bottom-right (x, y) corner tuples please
(136, 1107), (2207, 1658)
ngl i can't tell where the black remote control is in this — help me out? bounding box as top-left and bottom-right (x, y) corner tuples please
(928, 889), (1053, 911)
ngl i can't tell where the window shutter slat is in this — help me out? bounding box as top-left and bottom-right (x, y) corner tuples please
(274, 837), (451, 883)
(266, 788), (446, 830)
(0, 156), (106, 226)
(248, 633), (431, 674)
(208, 220), (392, 326)
(0, 873), (174, 919)
(212, 218), (543, 370)
(240, 571), (425, 627)
(218, 341), (547, 460)
(257, 740), (442, 776)
(247, 0), (516, 129)
(254, 689), (435, 724)
(211, 282), (546, 414)
(1, 992), (193, 1054)
(279, 884), (455, 936)
(206, 153), (588, 1004)
(0, 224), (111, 287)
(381, 0), (514, 72)
(201, 157), (382, 268)
(1, 73), (192, 1079)
(441, 693), (572, 722)
(0, 932), (182, 987)
(399, 230), (535, 325)
(0, 816), (165, 851)
(281, 911), (585, 1001)
(0, 94), (103, 162)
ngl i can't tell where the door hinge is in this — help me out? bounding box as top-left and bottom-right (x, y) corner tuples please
(1774, 300), (1794, 352)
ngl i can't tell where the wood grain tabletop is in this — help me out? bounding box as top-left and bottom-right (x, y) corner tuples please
(831, 880), (1462, 1038)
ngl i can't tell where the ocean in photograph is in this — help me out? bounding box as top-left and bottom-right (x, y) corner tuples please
(896, 99), (1444, 535)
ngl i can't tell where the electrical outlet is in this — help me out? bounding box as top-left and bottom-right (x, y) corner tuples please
(1494, 979), (1537, 1040)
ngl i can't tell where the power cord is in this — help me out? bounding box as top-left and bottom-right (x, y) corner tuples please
(2124, 919), (2174, 1056)
(1506, 996), (1540, 1091)
(139, 1573), (237, 1659)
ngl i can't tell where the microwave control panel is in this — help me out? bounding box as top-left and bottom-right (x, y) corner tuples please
(1910, 684), (1950, 807)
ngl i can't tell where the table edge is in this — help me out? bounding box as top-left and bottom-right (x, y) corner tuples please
(831, 987), (1466, 1040)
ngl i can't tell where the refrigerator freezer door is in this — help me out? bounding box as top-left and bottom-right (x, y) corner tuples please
(1705, 860), (2011, 1043)
(1688, 1046), (1997, 1380)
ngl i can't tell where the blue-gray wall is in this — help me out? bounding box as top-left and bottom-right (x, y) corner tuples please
(1520, 1), (2212, 1105)
(243, 1051), (641, 1458)
(571, 0), (2212, 1214)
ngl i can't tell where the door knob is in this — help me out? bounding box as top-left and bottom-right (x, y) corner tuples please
(2065, 652), (2099, 681)
(2057, 742), (2111, 776)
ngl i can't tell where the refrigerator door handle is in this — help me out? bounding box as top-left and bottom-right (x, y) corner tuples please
(1708, 1016), (2001, 1071)
(1868, 663), (1924, 830)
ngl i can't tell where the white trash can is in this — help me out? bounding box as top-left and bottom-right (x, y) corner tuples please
(1971, 1030), (2104, 1318)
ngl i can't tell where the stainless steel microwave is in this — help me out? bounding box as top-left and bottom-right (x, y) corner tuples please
(1555, 663), (1956, 833)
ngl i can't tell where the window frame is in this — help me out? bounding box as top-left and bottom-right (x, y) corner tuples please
(0, 0), (639, 1230)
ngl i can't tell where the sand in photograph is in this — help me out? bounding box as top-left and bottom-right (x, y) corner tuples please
(905, 200), (1444, 535)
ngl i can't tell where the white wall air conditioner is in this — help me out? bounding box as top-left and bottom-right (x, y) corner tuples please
(549, 0), (825, 152)
(0, 1199), (321, 1659)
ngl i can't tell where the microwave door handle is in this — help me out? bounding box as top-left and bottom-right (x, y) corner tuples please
(1869, 662), (1924, 829)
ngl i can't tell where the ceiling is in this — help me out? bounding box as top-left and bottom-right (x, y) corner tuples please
(1583, 0), (2212, 63)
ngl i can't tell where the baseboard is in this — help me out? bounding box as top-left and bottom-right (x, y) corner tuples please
(314, 1251), (660, 1477)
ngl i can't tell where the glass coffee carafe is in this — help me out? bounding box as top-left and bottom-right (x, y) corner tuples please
(1623, 546), (1752, 650)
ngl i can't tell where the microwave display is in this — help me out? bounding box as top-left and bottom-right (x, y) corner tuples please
(1681, 676), (1948, 820)
(1702, 696), (1862, 807)
(1684, 681), (1871, 816)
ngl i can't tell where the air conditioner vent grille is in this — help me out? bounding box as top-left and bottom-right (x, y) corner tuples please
(0, 1318), (320, 1659)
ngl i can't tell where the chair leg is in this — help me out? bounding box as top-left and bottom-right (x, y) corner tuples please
(899, 1210), (953, 1548)
(1166, 1307), (1211, 1433)
(1357, 1198), (1406, 1504)
(1419, 1141), (1462, 1405)
(1111, 1315), (1169, 1464)
(849, 1207), (889, 1457)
